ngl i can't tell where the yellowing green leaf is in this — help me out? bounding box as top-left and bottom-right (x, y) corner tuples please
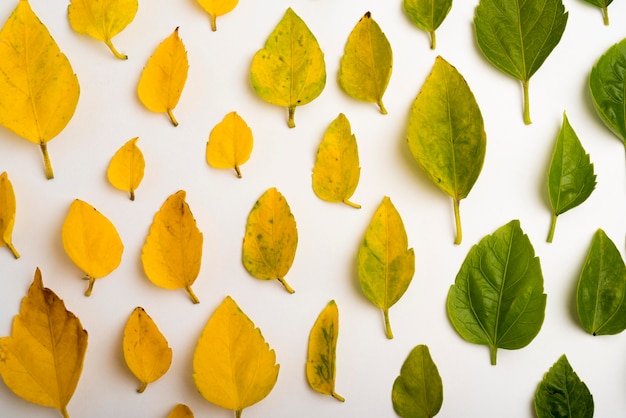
(0, 268), (88, 418)
(107, 137), (145, 201)
(0, 0), (80, 179)
(339, 12), (392, 114)
(242, 187), (298, 293)
(193, 296), (279, 418)
(196, 0), (239, 31)
(62, 199), (124, 297)
(0, 172), (19, 258)
(167, 404), (194, 418)
(206, 111), (253, 178)
(137, 27), (188, 126)
(306, 300), (344, 402)
(141, 190), (203, 303)
(403, 0), (453, 49)
(67, 0), (138, 59)
(123, 307), (172, 393)
(312, 113), (361, 208)
(250, 7), (326, 128)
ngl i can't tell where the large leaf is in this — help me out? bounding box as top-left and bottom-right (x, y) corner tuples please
(196, 0), (239, 31)
(107, 137), (145, 201)
(582, 0), (613, 25)
(0, 172), (19, 258)
(206, 111), (253, 178)
(403, 0), (453, 49)
(447, 220), (546, 365)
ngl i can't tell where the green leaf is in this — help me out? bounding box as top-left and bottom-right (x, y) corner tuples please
(446, 220), (546, 365)
(576, 229), (626, 336)
(392, 344), (443, 418)
(534, 355), (594, 418)
(546, 112), (596, 243)
(403, 0), (452, 49)
(582, 0), (613, 25)
(474, 0), (568, 124)
(358, 197), (415, 339)
(407, 56), (486, 245)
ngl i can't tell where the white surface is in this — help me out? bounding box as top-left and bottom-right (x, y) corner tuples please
(1, 1), (625, 417)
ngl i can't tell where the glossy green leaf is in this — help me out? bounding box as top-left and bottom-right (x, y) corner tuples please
(576, 229), (626, 336)
(392, 344), (443, 418)
(546, 113), (596, 243)
(474, 0), (568, 124)
(407, 56), (486, 245)
(447, 220), (546, 365)
(403, 0), (452, 49)
(582, 0), (613, 25)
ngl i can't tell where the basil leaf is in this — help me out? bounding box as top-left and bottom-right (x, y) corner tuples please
(403, 0), (452, 49)
(576, 229), (626, 336)
(534, 354), (594, 418)
(406, 56), (486, 245)
(547, 112), (596, 243)
(446, 220), (546, 365)
(474, 0), (568, 124)
(582, 0), (613, 25)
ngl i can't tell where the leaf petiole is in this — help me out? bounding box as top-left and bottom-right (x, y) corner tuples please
(429, 30), (436, 50)
(453, 197), (462, 245)
(342, 199), (361, 209)
(331, 391), (345, 402)
(377, 99), (387, 115)
(287, 106), (296, 128)
(234, 165), (242, 178)
(186, 285), (200, 304)
(137, 382), (148, 393)
(6, 241), (20, 259)
(547, 213), (558, 243)
(40, 142), (54, 180)
(105, 39), (128, 60)
(167, 109), (179, 127)
(522, 79), (531, 125)
(210, 15), (217, 32)
(383, 308), (393, 339)
(490, 345), (498, 365)
(277, 277), (295, 294)
(602, 6), (609, 25)
(84, 276), (95, 297)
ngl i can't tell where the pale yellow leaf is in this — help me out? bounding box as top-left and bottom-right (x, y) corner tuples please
(196, 0), (239, 31)
(167, 404), (194, 418)
(107, 137), (145, 201)
(206, 111), (253, 178)
(0, 172), (19, 258)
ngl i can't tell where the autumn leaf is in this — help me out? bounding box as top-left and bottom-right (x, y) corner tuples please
(137, 27), (188, 126)
(62, 199), (124, 296)
(206, 111), (253, 178)
(107, 137), (145, 201)
(0, 172), (19, 258)
(0, 0), (80, 179)
(141, 190), (203, 303)
(0, 268), (88, 418)
(67, 0), (138, 59)
(193, 296), (279, 418)
(196, 0), (239, 31)
(167, 404), (194, 418)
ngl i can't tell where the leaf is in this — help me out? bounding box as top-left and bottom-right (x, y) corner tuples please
(392, 344), (443, 418)
(0, 0), (80, 179)
(358, 196), (415, 339)
(312, 113), (361, 208)
(141, 190), (203, 303)
(193, 296), (279, 418)
(62, 199), (124, 297)
(403, 0), (452, 49)
(206, 111), (253, 178)
(546, 113), (596, 243)
(474, 0), (568, 124)
(534, 355), (594, 418)
(446, 220), (546, 365)
(123, 307), (172, 393)
(107, 137), (145, 201)
(407, 56), (486, 245)
(582, 0), (613, 25)
(250, 7), (326, 128)
(167, 404), (194, 418)
(576, 229), (626, 336)
(196, 0), (239, 31)
(67, 0), (138, 59)
(242, 187), (298, 293)
(0, 268), (88, 418)
(338, 12), (392, 114)
(0, 172), (19, 258)
(306, 300), (344, 402)
(137, 27), (188, 127)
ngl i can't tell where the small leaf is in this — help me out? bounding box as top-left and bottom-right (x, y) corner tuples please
(358, 197), (415, 339)
(62, 199), (124, 297)
(339, 12), (392, 114)
(392, 344), (443, 418)
(312, 113), (361, 208)
(193, 296), (279, 417)
(306, 300), (344, 402)
(123, 307), (172, 393)
(576, 229), (626, 336)
(206, 111), (253, 178)
(141, 190), (203, 303)
(196, 0), (239, 31)
(107, 137), (145, 201)
(137, 27), (188, 126)
(403, 0), (452, 49)
(582, 0), (613, 25)
(0, 268), (88, 418)
(167, 404), (194, 418)
(242, 187), (298, 293)
(0, 172), (19, 258)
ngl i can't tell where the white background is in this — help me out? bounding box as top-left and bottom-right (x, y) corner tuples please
(1, 0), (625, 417)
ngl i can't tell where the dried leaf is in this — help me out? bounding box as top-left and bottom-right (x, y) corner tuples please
(206, 111), (253, 178)
(196, 0), (239, 31)
(107, 137), (145, 201)
(167, 404), (194, 418)
(0, 172), (19, 258)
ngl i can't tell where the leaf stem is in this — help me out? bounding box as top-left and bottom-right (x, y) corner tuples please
(40, 142), (54, 179)
(167, 109), (179, 127)
(490, 346), (498, 365)
(331, 391), (345, 402)
(6, 242), (20, 259)
(137, 382), (148, 393)
(60, 407), (70, 418)
(105, 39), (128, 60)
(383, 308), (393, 339)
(234, 165), (242, 178)
(277, 277), (295, 294)
(377, 99), (387, 115)
(453, 197), (462, 245)
(429, 30), (436, 50)
(84, 276), (95, 297)
(287, 106), (296, 128)
(210, 15), (217, 32)
(602, 6), (609, 25)
(342, 199), (361, 209)
(522, 79), (531, 125)
(546, 213), (558, 243)
(235, 410), (242, 418)
(130, 189), (135, 201)
(186, 285), (200, 304)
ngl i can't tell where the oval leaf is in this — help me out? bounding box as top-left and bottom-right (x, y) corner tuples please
(196, 0), (239, 31)
(107, 137), (146, 201)
(167, 404), (194, 418)
(0, 172), (19, 258)
(206, 111), (253, 178)
(403, 0), (452, 49)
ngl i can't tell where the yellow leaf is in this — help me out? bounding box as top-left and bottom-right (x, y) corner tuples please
(193, 296), (279, 417)
(141, 190), (203, 303)
(306, 300), (344, 402)
(196, 0), (239, 31)
(62, 199), (124, 297)
(0, 0), (80, 179)
(107, 137), (145, 201)
(167, 403), (194, 418)
(312, 113), (361, 208)
(123, 307), (172, 393)
(67, 0), (138, 59)
(339, 12), (392, 114)
(0, 268), (88, 418)
(0, 172), (19, 258)
(250, 7), (326, 128)
(206, 111), (253, 178)
(242, 187), (298, 293)
(137, 27), (188, 127)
